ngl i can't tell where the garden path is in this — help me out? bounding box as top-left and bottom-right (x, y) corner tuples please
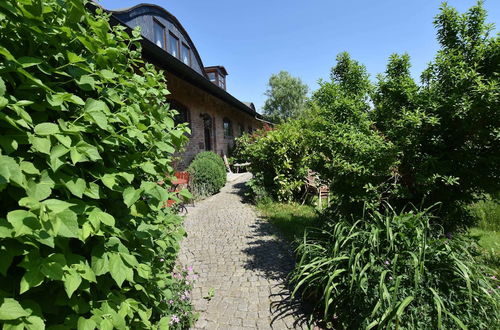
(178, 173), (309, 329)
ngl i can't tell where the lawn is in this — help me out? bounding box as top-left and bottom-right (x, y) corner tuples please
(256, 201), (320, 242)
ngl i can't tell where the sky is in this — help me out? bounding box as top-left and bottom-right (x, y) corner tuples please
(97, 0), (500, 112)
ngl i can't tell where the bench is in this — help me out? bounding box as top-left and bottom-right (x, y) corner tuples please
(232, 162), (251, 173)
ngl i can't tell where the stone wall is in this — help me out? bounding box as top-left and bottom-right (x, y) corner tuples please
(165, 72), (262, 169)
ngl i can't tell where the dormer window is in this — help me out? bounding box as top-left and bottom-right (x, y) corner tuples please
(153, 19), (166, 49)
(181, 43), (191, 65)
(168, 32), (179, 58)
(204, 66), (228, 90)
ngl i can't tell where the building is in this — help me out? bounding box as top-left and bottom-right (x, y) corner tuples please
(107, 3), (265, 168)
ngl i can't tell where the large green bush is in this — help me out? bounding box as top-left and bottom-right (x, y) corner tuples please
(187, 152), (226, 198)
(291, 209), (500, 329)
(239, 122), (311, 202)
(0, 0), (191, 328)
(372, 3), (500, 225)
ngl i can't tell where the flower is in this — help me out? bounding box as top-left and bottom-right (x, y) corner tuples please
(187, 265), (193, 272)
(385, 260), (390, 265)
(168, 299), (174, 304)
(389, 276), (393, 280)
(170, 315), (180, 324)
(490, 275), (497, 280)
(160, 258), (165, 262)
(180, 294), (187, 301)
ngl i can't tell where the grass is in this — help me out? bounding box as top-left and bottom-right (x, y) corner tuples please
(256, 201), (320, 242)
(469, 197), (500, 275)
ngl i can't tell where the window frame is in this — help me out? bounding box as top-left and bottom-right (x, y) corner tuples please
(167, 31), (180, 58)
(223, 118), (233, 138)
(180, 42), (191, 66)
(153, 18), (166, 50)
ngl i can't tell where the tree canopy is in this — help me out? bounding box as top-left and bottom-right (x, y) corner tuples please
(262, 70), (308, 122)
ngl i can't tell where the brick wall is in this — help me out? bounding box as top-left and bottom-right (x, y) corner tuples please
(165, 72), (262, 169)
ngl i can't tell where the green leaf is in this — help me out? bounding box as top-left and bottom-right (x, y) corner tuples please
(84, 98), (109, 114)
(34, 123), (59, 136)
(25, 315), (45, 330)
(91, 252), (109, 276)
(101, 174), (116, 189)
(65, 178), (86, 198)
(6, 210), (40, 236)
(0, 298), (30, 320)
(77, 317), (96, 330)
(43, 199), (74, 213)
(30, 136), (51, 155)
(84, 182), (101, 199)
(53, 209), (79, 238)
(0, 156), (24, 190)
(18, 56), (42, 68)
(41, 254), (66, 280)
(77, 75), (95, 91)
(140, 162), (156, 175)
(108, 253), (132, 287)
(63, 269), (82, 298)
(88, 209), (115, 227)
(0, 77), (5, 97)
(26, 172), (54, 201)
(123, 187), (142, 208)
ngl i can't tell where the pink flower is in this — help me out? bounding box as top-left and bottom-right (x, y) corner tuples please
(170, 315), (180, 324)
(168, 300), (174, 304)
(490, 275), (497, 280)
(160, 258), (165, 262)
(385, 260), (390, 265)
(187, 265), (193, 272)
(180, 294), (186, 301)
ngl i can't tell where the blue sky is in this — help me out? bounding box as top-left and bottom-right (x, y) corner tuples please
(98, 0), (499, 112)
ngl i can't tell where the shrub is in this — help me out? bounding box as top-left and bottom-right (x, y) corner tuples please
(0, 0), (191, 328)
(240, 122), (311, 202)
(193, 151), (226, 175)
(372, 3), (500, 226)
(291, 208), (500, 329)
(188, 152), (226, 198)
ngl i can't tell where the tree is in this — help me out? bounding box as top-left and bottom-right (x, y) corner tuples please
(262, 70), (308, 122)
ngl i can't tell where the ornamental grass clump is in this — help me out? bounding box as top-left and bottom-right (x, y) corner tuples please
(0, 0), (192, 328)
(291, 208), (500, 329)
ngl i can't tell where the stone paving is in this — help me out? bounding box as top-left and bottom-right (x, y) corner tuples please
(178, 173), (310, 329)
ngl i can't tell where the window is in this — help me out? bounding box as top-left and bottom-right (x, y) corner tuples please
(239, 124), (244, 136)
(223, 118), (233, 137)
(169, 100), (190, 128)
(153, 20), (165, 49)
(168, 32), (179, 58)
(218, 75), (226, 89)
(181, 43), (190, 65)
(208, 72), (216, 82)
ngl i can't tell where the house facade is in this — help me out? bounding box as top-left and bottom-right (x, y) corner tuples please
(107, 4), (264, 168)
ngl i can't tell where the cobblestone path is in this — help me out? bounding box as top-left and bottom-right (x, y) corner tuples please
(178, 173), (309, 329)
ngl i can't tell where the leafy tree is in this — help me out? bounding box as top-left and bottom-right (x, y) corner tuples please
(262, 70), (308, 122)
(373, 2), (500, 224)
(307, 53), (398, 214)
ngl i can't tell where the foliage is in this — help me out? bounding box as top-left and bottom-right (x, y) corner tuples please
(0, 0), (191, 328)
(239, 122), (311, 202)
(306, 53), (398, 215)
(187, 152), (226, 198)
(291, 208), (500, 329)
(372, 3), (500, 224)
(193, 151), (226, 175)
(469, 195), (500, 232)
(262, 70), (309, 123)
(165, 266), (199, 328)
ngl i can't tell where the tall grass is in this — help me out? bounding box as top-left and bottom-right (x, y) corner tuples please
(290, 208), (499, 329)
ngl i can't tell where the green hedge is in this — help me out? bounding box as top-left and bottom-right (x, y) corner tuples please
(0, 0), (192, 328)
(188, 152), (226, 198)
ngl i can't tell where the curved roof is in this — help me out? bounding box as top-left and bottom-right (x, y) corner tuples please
(110, 3), (208, 79)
